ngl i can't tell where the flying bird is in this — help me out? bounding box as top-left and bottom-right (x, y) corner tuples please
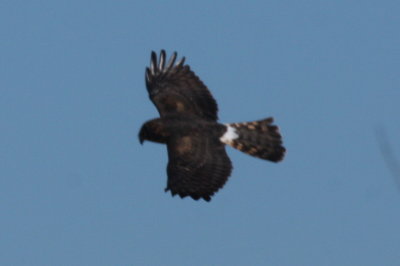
(139, 50), (286, 201)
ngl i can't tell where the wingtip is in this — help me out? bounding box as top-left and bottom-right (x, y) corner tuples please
(150, 51), (157, 74)
(165, 51), (178, 71)
(176, 56), (185, 67)
(148, 50), (185, 77)
(159, 50), (166, 71)
(165, 186), (214, 202)
(202, 195), (212, 202)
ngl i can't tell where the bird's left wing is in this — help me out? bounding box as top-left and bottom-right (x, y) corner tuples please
(145, 50), (219, 121)
(165, 133), (232, 201)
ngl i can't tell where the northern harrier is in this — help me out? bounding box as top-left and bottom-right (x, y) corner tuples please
(139, 50), (285, 201)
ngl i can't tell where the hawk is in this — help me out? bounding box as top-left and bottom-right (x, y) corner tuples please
(139, 50), (285, 201)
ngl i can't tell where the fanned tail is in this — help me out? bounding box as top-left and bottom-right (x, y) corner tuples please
(220, 117), (286, 162)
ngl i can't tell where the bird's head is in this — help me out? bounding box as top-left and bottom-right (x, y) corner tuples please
(138, 124), (148, 144)
(138, 119), (168, 145)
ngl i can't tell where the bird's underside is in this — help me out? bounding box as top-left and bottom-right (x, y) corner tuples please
(139, 50), (286, 201)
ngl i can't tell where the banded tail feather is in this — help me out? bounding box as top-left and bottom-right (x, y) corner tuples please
(220, 117), (285, 162)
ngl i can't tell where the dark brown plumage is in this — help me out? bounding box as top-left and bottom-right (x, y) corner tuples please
(139, 50), (286, 201)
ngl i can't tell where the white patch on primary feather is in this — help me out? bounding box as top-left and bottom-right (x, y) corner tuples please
(220, 125), (239, 144)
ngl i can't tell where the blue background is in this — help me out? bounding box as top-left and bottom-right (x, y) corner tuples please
(1, 1), (399, 265)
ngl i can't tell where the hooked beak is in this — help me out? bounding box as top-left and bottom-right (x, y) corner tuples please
(138, 129), (146, 145)
(139, 135), (145, 145)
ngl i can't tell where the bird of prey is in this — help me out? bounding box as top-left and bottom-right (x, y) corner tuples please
(139, 50), (285, 201)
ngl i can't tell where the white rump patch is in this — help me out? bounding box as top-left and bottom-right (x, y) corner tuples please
(220, 125), (239, 144)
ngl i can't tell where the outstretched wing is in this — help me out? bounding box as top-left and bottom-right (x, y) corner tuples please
(165, 133), (232, 201)
(145, 50), (219, 121)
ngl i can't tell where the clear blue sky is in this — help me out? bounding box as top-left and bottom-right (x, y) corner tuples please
(1, 1), (399, 265)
